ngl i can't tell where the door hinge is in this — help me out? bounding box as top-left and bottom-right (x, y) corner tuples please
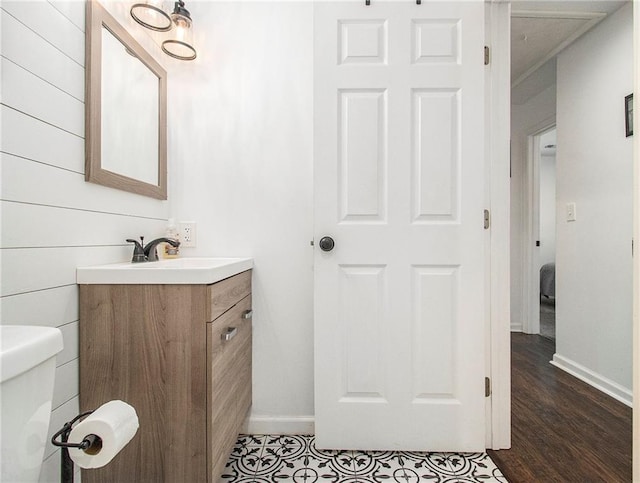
(485, 377), (491, 397)
(484, 209), (490, 229)
(484, 46), (490, 65)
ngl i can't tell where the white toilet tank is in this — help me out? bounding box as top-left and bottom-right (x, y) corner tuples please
(1, 325), (64, 482)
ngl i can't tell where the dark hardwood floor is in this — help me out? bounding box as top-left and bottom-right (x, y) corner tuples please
(488, 333), (632, 482)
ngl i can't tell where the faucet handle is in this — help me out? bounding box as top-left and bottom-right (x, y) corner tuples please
(126, 237), (147, 263)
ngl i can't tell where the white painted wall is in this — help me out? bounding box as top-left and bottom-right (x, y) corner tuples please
(168, 2), (315, 430)
(539, 129), (556, 268)
(510, 84), (556, 331)
(553, 3), (633, 401)
(0, 2), (169, 479)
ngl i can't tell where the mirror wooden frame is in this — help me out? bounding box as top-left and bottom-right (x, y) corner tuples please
(85, 0), (168, 200)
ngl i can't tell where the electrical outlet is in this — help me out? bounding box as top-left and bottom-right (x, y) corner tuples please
(178, 222), (197, 247)
(566, 203), (576, 222)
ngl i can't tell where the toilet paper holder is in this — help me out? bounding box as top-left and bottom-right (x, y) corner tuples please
(51, 410), (101, 483)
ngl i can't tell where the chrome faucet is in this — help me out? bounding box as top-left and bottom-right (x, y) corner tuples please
(126, 236), (180, 263)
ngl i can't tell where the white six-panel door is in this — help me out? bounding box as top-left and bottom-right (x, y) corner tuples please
(314, 1), (486, 451)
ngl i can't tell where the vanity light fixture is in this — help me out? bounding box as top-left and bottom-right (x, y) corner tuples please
(130, 0), (172, 32)
(161, 0), (197, 61)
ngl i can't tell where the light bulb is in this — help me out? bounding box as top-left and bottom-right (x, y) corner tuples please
(161, 3), (196, 60)
(130, 0), (172, 32)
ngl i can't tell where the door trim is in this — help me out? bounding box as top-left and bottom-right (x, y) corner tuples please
(632, 2), (639, 480)
(485, 1), (511, 450)
(522, 121), (556, 335)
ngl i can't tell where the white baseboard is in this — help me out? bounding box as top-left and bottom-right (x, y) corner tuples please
(550, 353), (633, 407)
(510, 322), (523, 332)
(244, 415), (315, 435)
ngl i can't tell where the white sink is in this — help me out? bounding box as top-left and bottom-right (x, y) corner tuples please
(77, 257), (253, 285)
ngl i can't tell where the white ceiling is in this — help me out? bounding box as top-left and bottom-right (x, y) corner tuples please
(512, 15), (599, 83)
(511, 1), (628, 91)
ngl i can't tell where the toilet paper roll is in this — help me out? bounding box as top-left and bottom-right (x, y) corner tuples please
(68, 400), (139, 469)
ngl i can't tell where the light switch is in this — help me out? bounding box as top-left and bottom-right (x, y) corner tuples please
(566, 202), (576, 222)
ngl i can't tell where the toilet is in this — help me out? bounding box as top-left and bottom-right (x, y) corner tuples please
(1, 325), (64, 482)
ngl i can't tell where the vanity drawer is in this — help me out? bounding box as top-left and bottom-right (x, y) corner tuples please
(207, 270), (252, 322)
(207, 294), (252, 481)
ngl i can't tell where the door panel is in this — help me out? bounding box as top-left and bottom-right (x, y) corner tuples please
(339, 264), (387, 401)
(339, 89), (388, 222)
(339, 20), (388, 64)
(314, 1), (485, 451)
(411, 265), (458, 399)
(412, 89), (459, 221)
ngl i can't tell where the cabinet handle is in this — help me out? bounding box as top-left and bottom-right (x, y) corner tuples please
(242, 309), (253, 320)
(222, 327), (238, 342)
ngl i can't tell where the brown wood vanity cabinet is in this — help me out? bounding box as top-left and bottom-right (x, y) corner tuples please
(79, 270), (252, 482)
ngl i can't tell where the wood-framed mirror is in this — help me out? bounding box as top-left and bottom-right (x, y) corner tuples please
(85, 0), (167, 200)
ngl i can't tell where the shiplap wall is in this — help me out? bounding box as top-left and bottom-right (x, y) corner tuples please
(0, 1), (169, 480)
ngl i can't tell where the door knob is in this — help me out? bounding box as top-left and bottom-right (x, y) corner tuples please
(319, 236), (335, 252)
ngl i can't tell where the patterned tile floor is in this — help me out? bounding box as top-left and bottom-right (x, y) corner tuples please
(223, 435), (508, 482)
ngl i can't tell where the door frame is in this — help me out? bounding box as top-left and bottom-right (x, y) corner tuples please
(485, 0), (511, 450)
(522, 121), (556, 335)
(632, 3), (639, 480)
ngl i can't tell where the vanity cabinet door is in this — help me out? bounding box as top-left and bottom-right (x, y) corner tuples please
(79, 284), (208, 483)
(207, 295), (253, 481)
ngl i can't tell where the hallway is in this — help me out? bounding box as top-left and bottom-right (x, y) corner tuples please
(488, 334), (632, 482)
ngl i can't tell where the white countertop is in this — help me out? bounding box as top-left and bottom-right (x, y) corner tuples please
(77, 257), (253, 285)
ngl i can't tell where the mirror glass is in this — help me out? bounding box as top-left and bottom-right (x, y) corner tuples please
(101, 28), (159, 185)
(86, 1), (167, 200)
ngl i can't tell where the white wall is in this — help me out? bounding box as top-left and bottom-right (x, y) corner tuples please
(510, 84), (557, 331)
(553, 3), (633, 402)
(0, 2), (169, 479)
(168, 2), (315, 431)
